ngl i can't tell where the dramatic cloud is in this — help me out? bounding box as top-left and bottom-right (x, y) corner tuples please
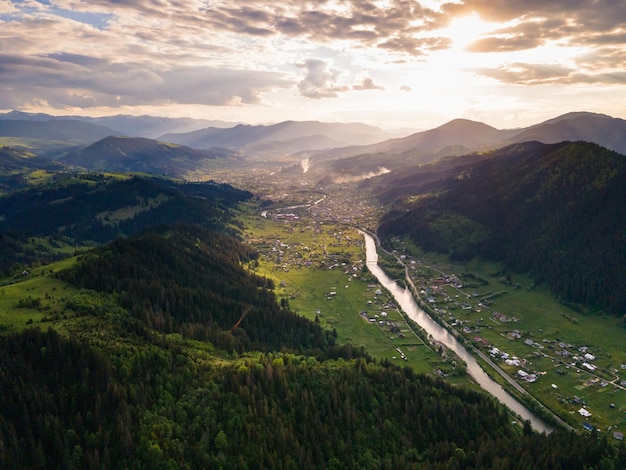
(475, 62), (574, 85)
(0, 53), (289, 109)
(446, 0), (626, 51)
(1, 0), (626, 126)
(201, 0), (448, 56)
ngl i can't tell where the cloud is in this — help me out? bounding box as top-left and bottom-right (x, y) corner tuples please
(445, 0), (626, 51)
(296, 61), (385, 98)
(352, 77), (384, 91)
(468, 34), (544, 53)
(0, 53), (290, 109)
(352, 71), (385, 91)
(201, 0), (448, 57)
(474, 61), (626, 85)
(3, 0), (626, 120)
(296, 59), (349, 99)
(475, 62), (573, 85)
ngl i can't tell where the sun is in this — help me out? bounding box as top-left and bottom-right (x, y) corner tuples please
(441, 13), (494, 51)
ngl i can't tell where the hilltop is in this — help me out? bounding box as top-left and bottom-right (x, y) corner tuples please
(376, 140), (626, 313)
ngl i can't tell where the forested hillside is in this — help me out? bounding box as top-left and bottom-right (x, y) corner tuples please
(0, 146), (68, 193)
(1, 148), (625, 468)
(60, 136), (234, 177)
(59, 225), (334, 353)
(377, 141), (626, 314)
(2, 325), (623, 468)
(0, 174), (251, 275)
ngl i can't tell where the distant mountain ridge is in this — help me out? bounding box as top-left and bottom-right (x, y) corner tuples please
(160, 120), (398, 155)
(0, 110), (235, 138)
(311, 111), (626, 164)
(3, 110), (626, 165)
(505, 112), (626, 151)
(0, 119), (118, 144)
(60, 136), (233, 176)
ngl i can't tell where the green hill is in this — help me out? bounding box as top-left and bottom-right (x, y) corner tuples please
(0, 173), (251, 275)
(61, 136), (234, 177)
(1, 225), (623, 468)
(59, 225), (334, 353)
(377, 141), (626, 314)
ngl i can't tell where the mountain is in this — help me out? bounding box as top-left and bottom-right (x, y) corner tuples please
(377, 140), (626, 314)
(311, 118), (520, 163)
(506, 112), (626, 154)
(0, 119), (119, 145)
(0, 110), (235, 138)
(0, 146), (68, 192)
(60, 135), (234, 176)
(312, 112), (626, 168)
(160, 120), (397, 155)
(0, 146), (66, 173)
(80, 114), (236, 138)
(0, 174), (251, 273)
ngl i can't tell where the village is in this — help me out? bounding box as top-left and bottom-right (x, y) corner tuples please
(392, 244), (626, 436)
(240, 177), (626, 436)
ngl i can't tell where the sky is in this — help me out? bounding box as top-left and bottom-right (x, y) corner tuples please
(1, 0), (626, 130)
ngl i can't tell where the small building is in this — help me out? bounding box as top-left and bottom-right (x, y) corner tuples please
(578, 408), (592, 418)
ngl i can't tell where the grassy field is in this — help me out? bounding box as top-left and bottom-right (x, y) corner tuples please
(240, 209), (463, 376)
(0, 257), (81, 331)
(394, 239), (626, 435)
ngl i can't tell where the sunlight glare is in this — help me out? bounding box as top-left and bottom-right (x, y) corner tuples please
(442, 13), (494, 51)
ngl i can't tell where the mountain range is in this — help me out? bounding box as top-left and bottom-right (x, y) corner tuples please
(0, 110), (234, 138)
(59, 135), (234, 176)
(2, 110), (626, 182)
(159, 120), (401, 156)
(0, 118), (118, 145)
(310, 111), (626, 164)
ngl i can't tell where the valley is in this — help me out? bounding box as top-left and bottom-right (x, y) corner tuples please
(231, 171), (626, 436)
(1, 110), (626, 467)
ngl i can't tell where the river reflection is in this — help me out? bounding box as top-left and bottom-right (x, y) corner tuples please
(362, 232), (553, 434)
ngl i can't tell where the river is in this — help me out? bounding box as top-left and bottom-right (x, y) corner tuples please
(362, 231), (554, 434)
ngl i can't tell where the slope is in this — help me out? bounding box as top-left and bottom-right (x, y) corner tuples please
(1, 226), (623, 468)
(377, 141), (626, 314)
(0, 119), (118, 144)
(507, 112), (626, 154)
(60, 136), (234, 177)
(0, 174), (251, 274)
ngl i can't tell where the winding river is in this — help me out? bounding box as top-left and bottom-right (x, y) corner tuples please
(362, 231), (554, 434)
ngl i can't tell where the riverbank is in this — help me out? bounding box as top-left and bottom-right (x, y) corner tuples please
(361, 230), (554, 434)
(373, 232), (626, 435)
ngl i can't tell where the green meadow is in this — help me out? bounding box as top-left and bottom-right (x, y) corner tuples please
(0, 257), (81, 331)
(241, 211), (465, 376)
(396, 239), (626, 434)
